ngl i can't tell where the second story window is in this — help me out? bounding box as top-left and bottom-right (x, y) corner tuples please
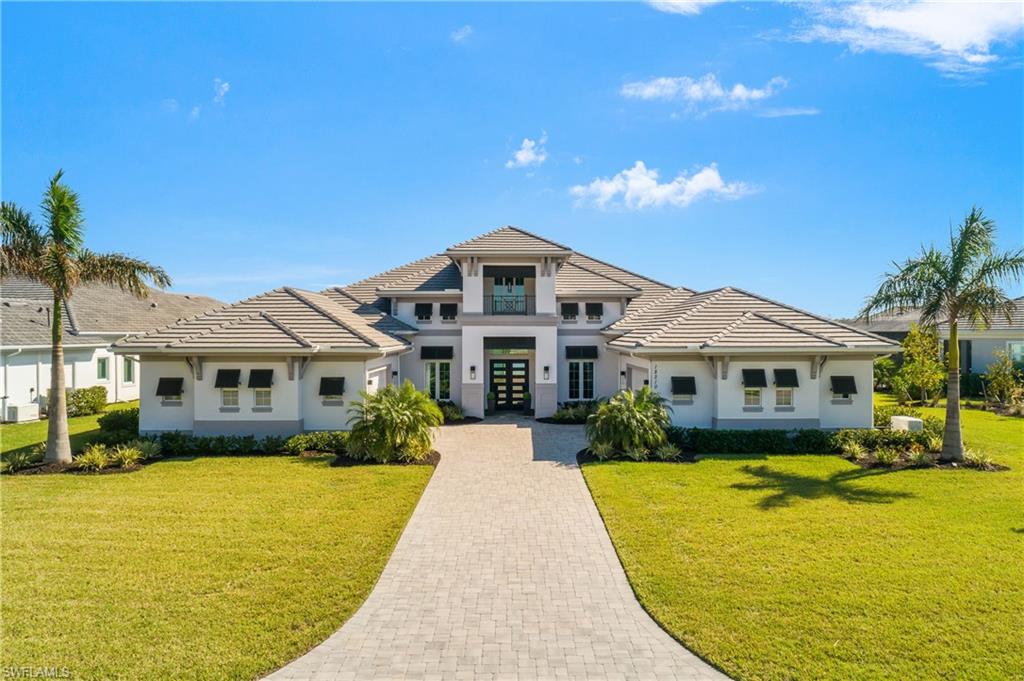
(561, 302), (579, 322)
(439, 303), (457, 322)
(585, 302), (604, 321)
(415, 303), (433, 322)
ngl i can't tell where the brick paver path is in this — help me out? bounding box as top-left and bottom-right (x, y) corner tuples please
(267, 415), (726, 680)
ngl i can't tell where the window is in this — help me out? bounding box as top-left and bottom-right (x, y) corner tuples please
(96, 357), (109, 381)
(319, 377), (346, 400)
(425, 361), (451, 400)
(1009, 342), (1024, 368)
(744, 388), (761, 407)
(439, 303), (458, 321)
(415, 303), (433, 321)
(671, 376), (696, 396)
(254, 388), (272, 408)
(585, 302), (604, 321)
(123, 357), (135, 384)
(830, 375), (857, 398)
(561, 302), (579, 321)
(221, 388), (239, 407)
(568, 361), (594, 400)
(156, 377), (184, 402)
(776, 387), (793, 407)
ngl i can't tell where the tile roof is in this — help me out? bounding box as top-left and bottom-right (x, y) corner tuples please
(342, 254), (458, 304)
(555, 261), (640, 295)
(319, 287), (419, 334)
(844, 297), (1024, 334)
(445, 226), (573, 255)
(1, 300), (104, 348)
(609, 287), (897, 351)
(116, 287), (408, 353)
(948, 297), (1024, 331)
(565, 252), (677, 306)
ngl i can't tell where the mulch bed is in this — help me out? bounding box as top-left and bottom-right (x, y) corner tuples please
(844, 455), (1009, 472)
(575, 448), (697, 465)
(10, 462), (143, 476)
(329, 450), (441, 467)
(536, 417), (586, 425)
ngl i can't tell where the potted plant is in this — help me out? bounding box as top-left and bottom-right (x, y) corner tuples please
(486, 392), (497, 414)
(522, 391), (532, 415)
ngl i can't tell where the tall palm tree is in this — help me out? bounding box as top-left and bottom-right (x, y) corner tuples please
(861, 207), (1024, 462)
(1, 171), (170, 464)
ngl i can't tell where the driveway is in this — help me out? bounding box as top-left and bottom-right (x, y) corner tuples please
(267, 415), (726, 680)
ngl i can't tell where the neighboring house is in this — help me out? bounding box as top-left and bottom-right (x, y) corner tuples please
(1, 276), (220, 421)
(847, 300), (1024, 374)
(117, 227), (897, 435)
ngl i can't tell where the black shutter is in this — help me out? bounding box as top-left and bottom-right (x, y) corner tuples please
(420, 346), (454, 360)
(414, 303), (433, 318)
(773, 369), (799, 388)
(214, 369), (241, 388)
(319, 377), (346, 396)
(831, 376), (858, 395)
(566, 346), (599, 359)
(671, 376), (696, 395)
(741, 369), (767, 387)
(561, 302), (579, 317)
(248, 369), (274, 388)
(439, 303), (458, 318)
(585, 302), (604, 317)
(156, 377), (184, 397)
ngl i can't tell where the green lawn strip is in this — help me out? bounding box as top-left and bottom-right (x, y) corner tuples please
(0, 401), (138, 455)
(583, 407), (1024, 680)
(1, 455), (433, 680)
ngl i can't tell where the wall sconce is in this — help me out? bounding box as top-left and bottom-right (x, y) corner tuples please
(619, 370), (626, 377)
(470, 365), (477, 380)
(543, 365), (550, 380)
(643, 379), (650, 386)
(391, 371), (398, 377)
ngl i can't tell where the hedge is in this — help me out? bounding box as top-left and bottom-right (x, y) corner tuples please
(66, 386), (108, 417)
(665, 424), (940, 456)
(150, 430), (348, 457)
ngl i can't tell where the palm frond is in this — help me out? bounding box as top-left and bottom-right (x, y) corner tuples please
(41, 169), (84, 250)
(76, 250), (172, 297)
(859, 247), (947, 324)
(1, 201), (46, 278)
(949, 206), (995, 285)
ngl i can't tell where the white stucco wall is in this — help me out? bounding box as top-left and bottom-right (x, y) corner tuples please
(193, 359), (300, 434)
(400, 336), (463, 405)
(649, 359), (716, 428)
(301, 358), (368, 431)
(139, 358), (195, 433)
(819, 359), (874, 429)
(556, 333), (618, 403)
(712, 359), (820, 428)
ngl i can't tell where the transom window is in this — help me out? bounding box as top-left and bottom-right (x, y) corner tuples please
(123, 357), (135, 384)
(743, 388), (762, 407)
(568, 361), (595, 400)
(776, 387), (793, 407)
(221, 388), (239, 407)
(96, 357), (108, 381)
(425, 361), (451, 401)
(254, 388), (272, 408)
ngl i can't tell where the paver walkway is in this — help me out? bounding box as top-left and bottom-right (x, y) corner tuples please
(267, 415), (727, 680)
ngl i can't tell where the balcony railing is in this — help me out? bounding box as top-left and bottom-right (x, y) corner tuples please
(485, 295), (536, 315)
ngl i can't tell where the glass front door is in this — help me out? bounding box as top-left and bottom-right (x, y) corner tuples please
(489, 359), (529, 409)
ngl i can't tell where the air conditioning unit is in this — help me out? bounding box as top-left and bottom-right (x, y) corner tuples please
(5, 403), (40, 423)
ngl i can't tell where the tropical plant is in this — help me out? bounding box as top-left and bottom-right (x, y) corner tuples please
(347, 380), (443, 463)
(75, 443), (111, 471)
(585, 387), (671, 453)
(588, 441), (616, 460)
(909, 447), (935, 468)
(985, 350), (1022, 405)
(873, 446), (900, 467)
(437, 400), (465, 422)
(125, 438), (162, 460)
(963, 448), (997, 470)
(840, 440), (866, 461)
(110, 445), (143, 469)
(861, 207), (1024, 461)
(873, 357), (897, 391)
(1, 172), (170, 463)
(1, 445), (45, 474)
(652, 441), (682, 461)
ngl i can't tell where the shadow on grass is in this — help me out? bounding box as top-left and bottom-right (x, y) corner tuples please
(731, 464), (914, 510)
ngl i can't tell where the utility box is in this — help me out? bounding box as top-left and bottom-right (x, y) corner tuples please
(890, 415), (924, 432)
(5, 403), (40, 423)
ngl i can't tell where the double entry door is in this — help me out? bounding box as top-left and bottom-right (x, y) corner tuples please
(489, 359), (529, 410)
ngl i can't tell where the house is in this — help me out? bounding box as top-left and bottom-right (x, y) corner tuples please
(115, 227), (898, 436)
(1, 276), (220, 421)
(847, 300), (1024, 375)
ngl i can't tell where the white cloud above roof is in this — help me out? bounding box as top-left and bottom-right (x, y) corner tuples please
(570, 161), (755, 211)
(621, 73), (788, 115)
(647, 0), (725, 16)
(505, 132), (548, 168)
(450, 25), (473, 43)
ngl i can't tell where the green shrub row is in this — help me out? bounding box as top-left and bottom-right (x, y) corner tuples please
(662, 424), (941, 456)
(281, 431), (349, 455)
(97, 407), (139, 433)
(66, 386), (108, 417)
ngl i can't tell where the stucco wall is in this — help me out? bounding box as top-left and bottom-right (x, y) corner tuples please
(139, 358), (195, 433)
(713, 359), (820, 428)
(192, 359), (301, 435)
(819, 358), (873, 429)
(400, 335), (463, 405)
(460, 324), (558, 417)
(649, 359), (716, 428)
(302, 358), (368, 431)
(555, 333), (618, 403)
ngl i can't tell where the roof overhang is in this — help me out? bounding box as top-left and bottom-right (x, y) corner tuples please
(613, 345), (897, 357)
(376, 289), (463, 298)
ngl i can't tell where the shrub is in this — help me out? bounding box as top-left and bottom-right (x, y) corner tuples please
(347, 381), (442, 463)
(922, 416), (944, 439)
(259, 435), (288, 455)
(98, 407), (139, 434)
(75, 443), (111, 471)
(1, 445), (44, 474)
(157, 431), (195, 455)
(91, 429), (135, 447)
(552, 401), (600, 424)
(840, 440), (866, 461)
(873, 446), (900, 467)
(437, 401), (465, 422)
(651, 442), (682, 461)
(66, 386), (108, 417)
(110, 445), (143, 469)
(873, 404), (922, 428)
(986, 350), (1022, 405)
(125, 438), (162, 460)
(585, 388), (670, 453)
(909, 448), (935, 468)
(284, 431), (349, 455)
(589, 441), (616, 460)
(926, 435), (944, 453)
(622, 446), (648, 461)
(790, 429), (835, 454)
(690, 428), (791, 455)
(964, 448), (997, 470)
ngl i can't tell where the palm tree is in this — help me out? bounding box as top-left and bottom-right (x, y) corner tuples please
(1, 171), (170, 464)
(861, 207), (1024, 462)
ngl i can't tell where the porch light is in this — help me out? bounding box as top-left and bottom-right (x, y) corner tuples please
(619, 370), (626, 377)
(543, 365), (549, 380)
(392, 370), (398, 377)
(470, 365), (476, 380)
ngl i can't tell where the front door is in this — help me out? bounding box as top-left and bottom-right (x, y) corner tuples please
(489, 359), (529, 410)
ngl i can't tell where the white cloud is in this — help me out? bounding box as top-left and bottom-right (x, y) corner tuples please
(572, 155), (584, 165)
(450, 25), (473, 43)
(160, 98), (179, 113)
(570, 161), (755, 211)
(505, 132), (548, 169)
(213, 78), (230, 105)
(799, 2), (1024, 75)
(755, 106), (821, 118)
(188, 105), (202, 121)
(621, 73), (787, 114)
(648, 0), (725, 16)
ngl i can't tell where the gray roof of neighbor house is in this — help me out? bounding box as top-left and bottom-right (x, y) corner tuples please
(843, 297), (1024, 334)
(607, 287), (897, 352)
(1, 300), (105, 348)
(1, 276), (221, 347)
(115, 287), (408, 353)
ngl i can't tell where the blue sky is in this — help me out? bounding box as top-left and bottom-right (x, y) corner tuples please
(3, 1), (1022, 316)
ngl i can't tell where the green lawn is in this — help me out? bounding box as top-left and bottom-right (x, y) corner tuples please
(0, 400), (137, 455)
(1, 455), (432, 680)
(583, 404), (1024, 680)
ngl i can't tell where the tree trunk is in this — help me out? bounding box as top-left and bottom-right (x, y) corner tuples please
(941, 322), (964, 463)
(45, 294), (73, 464)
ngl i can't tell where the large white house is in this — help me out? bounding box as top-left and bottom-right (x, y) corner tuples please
(115, 227), (898, 436)
(1, 277), (220, 421)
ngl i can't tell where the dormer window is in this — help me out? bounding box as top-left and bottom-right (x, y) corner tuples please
(561, 302), (579, 322)
(585, 302), (604, 321)
(415, 303), (433, 322)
